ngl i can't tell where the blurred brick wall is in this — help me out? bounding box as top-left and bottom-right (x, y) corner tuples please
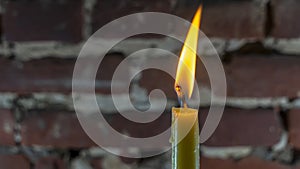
(0, 0), (300, 169)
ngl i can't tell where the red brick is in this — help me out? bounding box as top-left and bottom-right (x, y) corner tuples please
(288, 109), (300, 149)
(294, 164), (300, 169)
(105, 108), (281, 147)
(271, 0), (300, 38)
(90, 156), (137, 169)
(3, 0), (83, 42)
(201, 108), (282, 146)
(138, 55), (178, 99)
(139, 69), (177, 99)
(20, 107), (282, 148)
(0, 155), (30, 169)
(0, 15), (2, 38)
(201, 156), (289, 169)
(120, 157), (139, 164)
(0, 57), (74, 93)
(90, 157), (103, 169)
(109, 111), (171, 138)
(176, 1), (265, 39)
(225, 55), (300, 97)
(80, 105), (281, 148)
(99, 54), (126, 80)
(0, 109), (15, 145)
(34, 157), (67, 169)
(91, 0), (175, 37)
(20, 111), (96, 148)
(0, 54), (128, 94)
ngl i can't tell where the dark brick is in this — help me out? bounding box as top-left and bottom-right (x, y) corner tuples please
(91, 0), (175, 37)
(288, 109), (300, 149)
(201, 156), (289, 169)
(138, 55), (178, 99)
(0, 57), (75, 93)
(20, 107), (282, 148)
(139, 69), (177, 99)
(0, 109), (15, 145)
(225, 55), (300, 97)
(90, 157), (103, 169)
(34, 157), (67, 169)
(99, 54), (125, 80)
(271, 0), (300, 38)
(0, 14), (2, 39)
(120, 157), (140, 165)
(176, 1), (265, 39)
(109, 111), (171, 138)
(0, 54), (128, 94)
(20, 111), (96, 148)
(0, 155), (30, 169)
(90, 156), (138, 169)
(201, 108), (282, 146)
(3, 0), (83, 42)
(294, 164), (300, 169)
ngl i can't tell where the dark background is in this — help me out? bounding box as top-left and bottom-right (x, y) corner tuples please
(0, 0), (300, 168)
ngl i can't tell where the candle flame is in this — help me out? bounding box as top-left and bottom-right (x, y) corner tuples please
(175, 5), (202, 99)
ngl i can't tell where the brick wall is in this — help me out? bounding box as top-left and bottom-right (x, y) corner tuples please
(0, 0), (300, 169)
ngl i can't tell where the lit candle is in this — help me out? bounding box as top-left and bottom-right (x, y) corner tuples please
(171, 5), (202, 169)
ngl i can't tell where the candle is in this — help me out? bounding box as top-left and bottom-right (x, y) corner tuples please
(172, 107), (199, 169)
(171, 5), (202, 169)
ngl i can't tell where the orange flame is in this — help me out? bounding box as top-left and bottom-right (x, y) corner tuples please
(175, 5), (202, 99)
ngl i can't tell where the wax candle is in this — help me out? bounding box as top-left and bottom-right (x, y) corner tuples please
(171, 5), (202, 169)
(172, 107), (199, 169)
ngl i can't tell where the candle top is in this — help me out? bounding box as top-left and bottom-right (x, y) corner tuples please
(172, 107), (198, 115)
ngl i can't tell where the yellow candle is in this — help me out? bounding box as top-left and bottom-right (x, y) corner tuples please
(171, 107), (199, 169)
(172, 5), (202, 169)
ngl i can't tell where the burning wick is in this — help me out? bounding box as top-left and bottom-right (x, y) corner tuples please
(175, 85), (187, 108)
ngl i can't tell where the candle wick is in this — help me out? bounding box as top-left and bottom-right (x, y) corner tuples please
(175, 85), (188, 108)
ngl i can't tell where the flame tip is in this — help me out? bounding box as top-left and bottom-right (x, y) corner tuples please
(197, 5), (202, 12)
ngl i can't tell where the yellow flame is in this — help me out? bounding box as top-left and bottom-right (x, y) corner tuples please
(175, 5), (202, 99)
